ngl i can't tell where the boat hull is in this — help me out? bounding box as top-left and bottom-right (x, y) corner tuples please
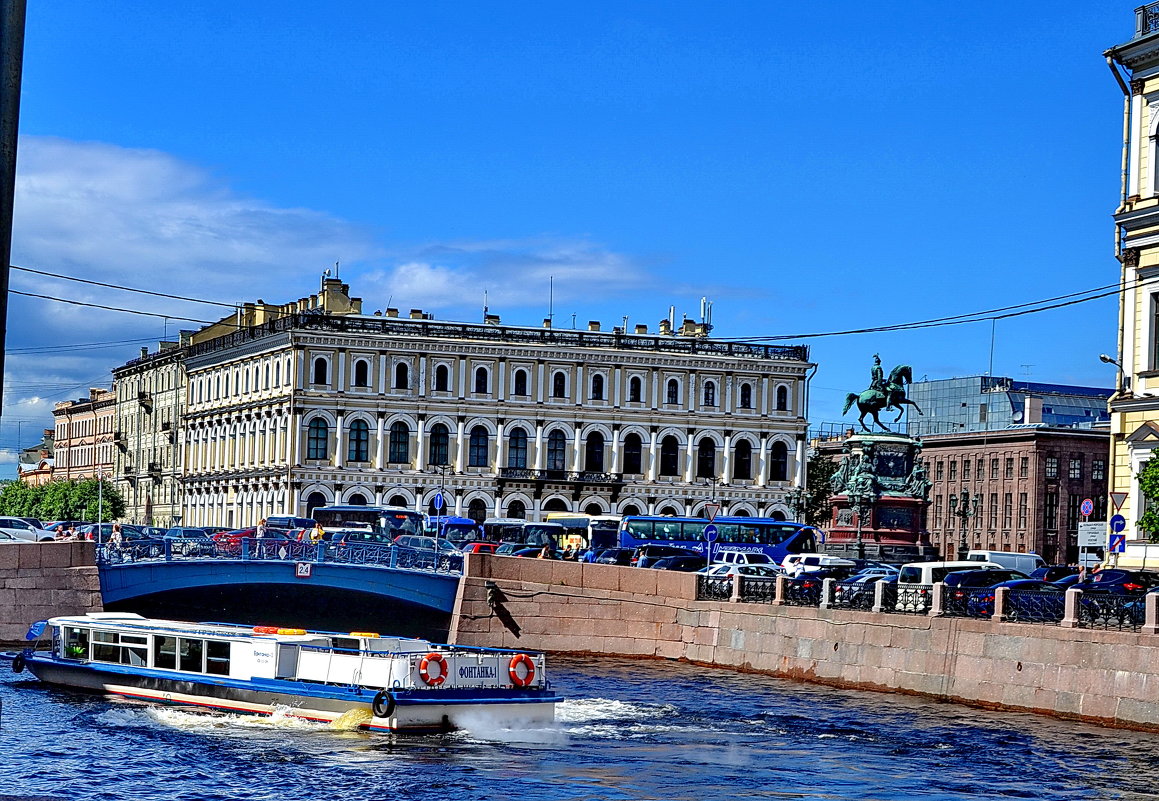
(24, 657), (559, 733)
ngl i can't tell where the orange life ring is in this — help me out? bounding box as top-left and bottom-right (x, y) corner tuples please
(252, 626), (279, 634)
(419, 652), (448, 686)
(508, 653), (535, 687)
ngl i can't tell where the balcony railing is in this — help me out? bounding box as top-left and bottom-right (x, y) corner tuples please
(498, 467), (622, 483)
(1139, 3), (1159, 38)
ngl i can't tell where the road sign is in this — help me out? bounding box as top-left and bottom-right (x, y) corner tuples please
(1109, 533), (1127, 554)
(1111, 492), (1128, 512)
(704, 524), (719, 542)
(705, 503), (721, 523)
(434, 492), (445, 511)
(1080, 498), (1094, 517)
(1078, 521), (1105, 548)
(1110, 514), (1127, 533)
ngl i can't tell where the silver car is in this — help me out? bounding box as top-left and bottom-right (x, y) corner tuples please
(0, 516), (55, 542)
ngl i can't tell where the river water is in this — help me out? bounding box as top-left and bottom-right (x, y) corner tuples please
(1, 655), (1157, 801)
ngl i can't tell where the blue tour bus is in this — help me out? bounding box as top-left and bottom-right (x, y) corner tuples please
(312, 505), (425, 541)
(425, 515), (483, 545)
(618, 515), (820, 563)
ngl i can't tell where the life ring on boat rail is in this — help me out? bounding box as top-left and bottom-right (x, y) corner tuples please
(371, 689), (395, 719)
(349, 631), (379, 638)
(276, 628), (307, 636)
(252, 626), (279, 634)
(419, 652), (448, 686)
(11, 653), (25, 673)
(508, 653), (535, 687)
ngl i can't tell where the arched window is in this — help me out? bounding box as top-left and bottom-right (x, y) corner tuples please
(769, 441), (789, 481)
(584, 431), (605, 472)
(388, 421), (410, 463)
(666, 379), (679, 405)
(312, 357), (328, 385)
(273, 362), (281, 387)
(305, 491), (327, 517)
(697, 437), (716, 479)
(263, 364), (270, 389)
(629, 376), (642, 403)
(348, 419), (370, 462)
(395, 362), (409, 390)
(429, 423), (450, 466)
(513, 369), (528, 396)
(353, 360), (369, 388)
(733, 440), (752, 480)
(507, 427), (528, 469)
(776, 386), (789, 412)
(739, 383), (752, 409)
(623, 433), (643, 474)
(552, 371), (567, 399)
(659, 435), (680, 476)
(620, 503), (642, 516)
(732, 508), (751, 518)
(468, 425), (489, 467)
(703, 381), (716, 407)
(474, 367), (489, 394)
(388, 494), (409, 508)
(244, 368), (250, 394)
(306, 418), (329, 460)
(583, 503), (604, 515)
(591, 374), (604, 401)
(347, 492), (368, 506)
(467, 498), (488, 523)
(507, 500), (527, 520)
(434, 364), (449, 392)
(659, 505), (680, 516)
(547, 429), (567, 472)
(543, 498), (568, 512)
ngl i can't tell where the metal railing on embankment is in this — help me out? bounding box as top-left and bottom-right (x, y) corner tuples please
(95, 538), (463, 575)
(695, 574), (1159, 633)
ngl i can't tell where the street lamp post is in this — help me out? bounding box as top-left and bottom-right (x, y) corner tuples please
(949, 490), (981, 560)
(848, 489), (871, 560)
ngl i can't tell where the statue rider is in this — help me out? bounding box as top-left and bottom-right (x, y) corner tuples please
(870, 354), (885, 394)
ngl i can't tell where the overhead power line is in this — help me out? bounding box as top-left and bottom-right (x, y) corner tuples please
(12, 264), (237, 309)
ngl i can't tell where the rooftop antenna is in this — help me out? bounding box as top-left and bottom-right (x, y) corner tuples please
(334, 260), (339, 279)
(483, 289), (488, 322)
(548, 276), (554, 325)
(321, 267), (331, 289)
(571, 312), (577, 329)
(622, 315), (629, 332)
(668, 305), (675, 329)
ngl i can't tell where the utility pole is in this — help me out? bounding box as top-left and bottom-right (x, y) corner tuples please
(0, 1), (25, 416)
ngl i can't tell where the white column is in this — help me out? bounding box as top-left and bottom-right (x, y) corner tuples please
(687, 374), (696, 413)
(1131, 91), (1144, 195)
(647, 430), (659, 481)
(534, 422), (545, 470)
(336, 353), (346, 391)
(757, 436), (769, 487)
(795, 438), (807, 486)
(379, 354), (388, 394)
(613, 367), (622, 409)
(684, 436), (695, 482)
(457, 358), (467, 398)
(290, 411), (302, 467)
(725, 376), (733, 414)
(455, 420), (466, 471)
(536, 362), (545, 403)
(375, 416), (386, 468)
(415, 422), (427, 471)
(722, 434), (733, 485)
(575, 365), (584, 406)
(334, 412), (346, 468)
(651, 369), (659, 409)
(498, 361), (507, 401)
(572, 426), (583, 472)
(495, 422), (506, 472)
(419, 356), (428, 397)
(611, 429), (622, 473)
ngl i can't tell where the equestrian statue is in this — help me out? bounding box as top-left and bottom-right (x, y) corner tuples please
(842, 354), (924, 432)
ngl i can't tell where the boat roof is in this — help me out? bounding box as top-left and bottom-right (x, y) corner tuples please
(44, 613), (415, 645)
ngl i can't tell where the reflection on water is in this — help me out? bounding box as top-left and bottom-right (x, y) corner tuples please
(1, 655), (1157, 800)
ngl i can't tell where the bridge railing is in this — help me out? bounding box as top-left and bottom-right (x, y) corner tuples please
(96, 538), (464, 575)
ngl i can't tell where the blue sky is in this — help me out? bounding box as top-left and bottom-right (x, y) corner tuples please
(1, 2), (1139, 463)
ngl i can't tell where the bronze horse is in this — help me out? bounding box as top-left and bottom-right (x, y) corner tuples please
(842, 364), (923, 432)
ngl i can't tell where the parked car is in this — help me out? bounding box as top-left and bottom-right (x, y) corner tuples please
(713, 550), (776, 567)
(966, 579), (1065, 619)
(696, 563), (780, 578)
(593, 547), (634, 566)
(650, 554), (708, 572)
(393, 535), (460, 553)
(833, 573), (888, 609)
(460, 542), (500, 555)
(1077, 568), (1159, 595)
(162, 527), (215, 556)
(942, 568), (1031, 605)
(1030, 565), (1079, 582)
(781, 553), (857, 577)
(0, 516), (55, 542)
(326, 528), (395, 546)
(895, 561), (1002, 612)
(78, 523), (159, 544)
(966, 550), (1047, 574)
(266, 516), (317, 531)
(634, 544), (700, 568)
(0, 531), (23, 543)
(44, 520), (89, 533)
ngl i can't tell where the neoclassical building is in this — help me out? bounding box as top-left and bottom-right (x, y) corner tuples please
(52, 387), (117, 481)
(176, 279), (814, 528)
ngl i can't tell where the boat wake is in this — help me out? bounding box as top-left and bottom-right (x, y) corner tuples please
(97, 703), (325, 734)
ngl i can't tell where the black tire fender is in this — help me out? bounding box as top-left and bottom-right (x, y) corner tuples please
(12, 653), (25, 673)
(372, 689), (395, 719)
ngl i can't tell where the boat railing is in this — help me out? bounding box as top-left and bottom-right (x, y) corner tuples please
(95, 538), (465, 576)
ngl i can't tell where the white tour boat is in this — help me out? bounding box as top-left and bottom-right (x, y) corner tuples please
(3, 613), (560, 733)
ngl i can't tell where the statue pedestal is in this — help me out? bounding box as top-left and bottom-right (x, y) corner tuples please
(823, 432), (936, 564)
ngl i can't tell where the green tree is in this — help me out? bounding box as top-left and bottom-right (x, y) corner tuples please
(0, 479), (42, 517)
(1137, 458), (1159, 542)
(71, 479), (125, 523)
(804, 449), (838, 528)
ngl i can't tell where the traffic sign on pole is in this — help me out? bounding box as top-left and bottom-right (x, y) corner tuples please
(1110, 514), (1127, 533)
(1109, 533), (1127, 554)
(705, 503), (721, 523)
(434, 492), (445, 512)
(704, 523), (718, 565)
(1110, 492), (1128, 512)
(1080, 498), (1094, 517)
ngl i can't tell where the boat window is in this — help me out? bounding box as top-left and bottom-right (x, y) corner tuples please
(331, 637), (360, 653)
(90, 630), (148, 666)
(155, 636), (178, 669)
(179, 638), (204, 672)
(63, 627), (89, 660)
(205, 641), (230, 676)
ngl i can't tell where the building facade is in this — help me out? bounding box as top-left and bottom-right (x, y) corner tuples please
(16, 428), (54, 486)
(1107, 9), (1159, 539)
(920, 427), (1109, 564)
(112, 340), (187, 526)
(51, 388), (116, 481)
(176, 279), (814, 528)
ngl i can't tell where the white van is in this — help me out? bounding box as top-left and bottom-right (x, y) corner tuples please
(714, 550), (775, 567)
(781, 553), (857, 577)
(966, 550), (1046, 574)
(895, 560), (1003, 612)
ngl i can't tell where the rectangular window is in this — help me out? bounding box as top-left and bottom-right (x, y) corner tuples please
(934, 494), (943, 528)
(949, 461), (957, 482)
(990, 458), (1000, 480)
(1019, 457), (1029, 478)
(936, 461), (944, 481)
(988, 493), (998, 528)
(1045, 490), (1059, 531)
(1067, 495), (1081, 534)
(962, 460), (971, 481)
(1018, 493), (1028, 529)
(1069, 458), (1082, 480)
(1046, 457), (1058, 479)
(179, 638), (204, 673)
(1004, 458), (1014, 479)
(206, 641), (231, 676)
(1153, 292), (1159, 370)
(979, 403), (988, 423)
(1093, 459), (1106, 480)
(1003, 493), (1013, 529)
(976, 458), (985, 479)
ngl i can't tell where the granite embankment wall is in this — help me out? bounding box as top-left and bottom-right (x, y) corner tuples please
(449, 555), (1159, 731)
(0, 542), (102, 644)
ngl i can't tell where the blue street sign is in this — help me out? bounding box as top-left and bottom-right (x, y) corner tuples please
(1111, 514), (1127, 533)
(434, 492), (445, 511)
(704, 524), (718, 542)
(1110, 533), (1127, 554)
(1080, 498), (1094, 517)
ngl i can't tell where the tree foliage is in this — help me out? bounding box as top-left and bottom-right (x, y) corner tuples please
(804, 449), (837, 528)
(0, 479), (124, 523)
(1137, 458), (1159, 542)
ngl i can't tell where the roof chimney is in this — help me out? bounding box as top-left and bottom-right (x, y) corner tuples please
(658, 319), (672, 336)
(635, 324), (648, 334)
(543, 317), (552, 329)
(385, 308), (399, 317)
(485, 313), (501, 326)
(409, 309), (424, 320)
(587, 320), (600, 332)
